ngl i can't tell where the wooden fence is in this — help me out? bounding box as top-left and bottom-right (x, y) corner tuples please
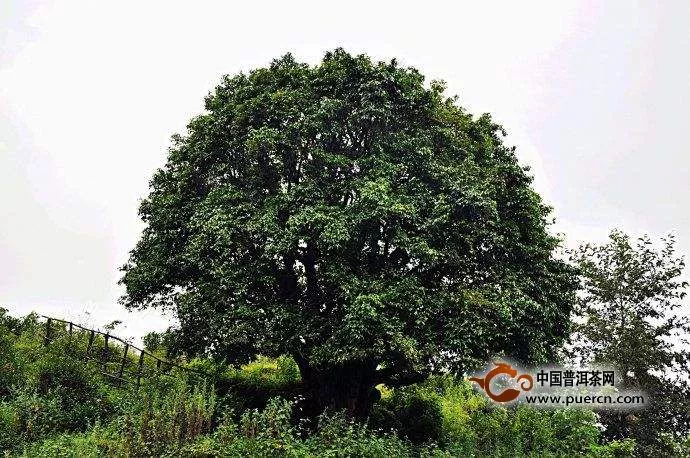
(39, 315), (211, 389)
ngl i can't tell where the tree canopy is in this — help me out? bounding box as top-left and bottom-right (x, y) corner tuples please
(569, 230), (690, 452)
(120, 49), (577, 416)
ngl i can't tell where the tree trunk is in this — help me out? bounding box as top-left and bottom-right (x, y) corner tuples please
(297, 360), (379, 419)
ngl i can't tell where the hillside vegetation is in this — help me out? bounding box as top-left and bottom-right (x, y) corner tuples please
(0, 310), (646, 457)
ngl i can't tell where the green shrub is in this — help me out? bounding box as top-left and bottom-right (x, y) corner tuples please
(372, 384), (443, 444)
(6, 387), (64, 444)
(227, 355), (301, 391)
(23, 381), (217, 457)
(31, 350), (112, 432)
(588, 438), (636, 457)
(371, 375), (626, 457)
(213, 355), (301, 417)
(5, 377), (109, 449)
(212, 397), (301, 456)
(120, 381), (216, 456)
(308, 409), (412, 457)
(0, 401), (21, 453)
(0, 329), (22, 398)
(23, 431), (104, 457)
(180, 397), (413, 457)
(0, 307), (23, 334)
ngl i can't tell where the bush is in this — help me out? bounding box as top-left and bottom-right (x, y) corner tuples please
(23, 381), (217, 457)
(0, 339), (113, 453)
(371, 384), (443, 444)
(588, 438), (637, 457)
(308, 409), (413, 457)
(30, 350), (112, 432)
(226, 355), (301, 391)
(212, 355), (302, 417)
(180, 397), (413, 457)
(370, 375), (633, 457)
(23, 431), (104, 457)
(120, 381), (216, 456)
(0, 330), (22, 398)
(0, 401), (21, 453)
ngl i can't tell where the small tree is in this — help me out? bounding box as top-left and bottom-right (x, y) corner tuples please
(120, 49), (577, 417)
(570, 230), (690, 452)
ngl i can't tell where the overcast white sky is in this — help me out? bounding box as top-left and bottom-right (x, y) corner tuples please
(1, 1), (689, 340)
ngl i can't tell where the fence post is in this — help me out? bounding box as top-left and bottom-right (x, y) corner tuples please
(68, 322), (73, 339)
(85, 330), (95, 356)
(117, 344), (129, 384)
(44, 318), (52, 346)
(103, 334), (110, 369)
(136, 350), (145, 390)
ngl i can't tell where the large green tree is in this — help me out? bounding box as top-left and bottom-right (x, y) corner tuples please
(569, 230), (690, 453)
(120, 49), (576, 416)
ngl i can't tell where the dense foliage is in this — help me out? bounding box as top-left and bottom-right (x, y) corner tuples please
(120, 49), (577, 416)
(0, 310), (654, 457)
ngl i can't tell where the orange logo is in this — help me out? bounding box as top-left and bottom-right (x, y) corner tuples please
(469, 362), (533, 402)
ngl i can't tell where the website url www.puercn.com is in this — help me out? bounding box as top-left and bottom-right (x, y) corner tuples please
(524, 394), (646, 407)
